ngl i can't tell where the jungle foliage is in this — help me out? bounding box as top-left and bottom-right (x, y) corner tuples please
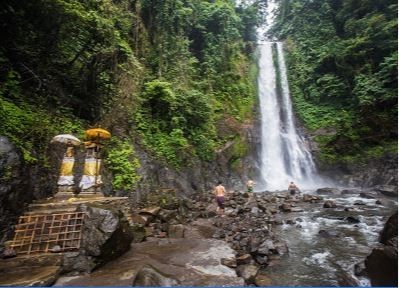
(269, 0), (397, 163)
(0, 0), (261, 190)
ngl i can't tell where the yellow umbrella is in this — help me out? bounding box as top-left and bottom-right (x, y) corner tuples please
(85, 128), (111, 140)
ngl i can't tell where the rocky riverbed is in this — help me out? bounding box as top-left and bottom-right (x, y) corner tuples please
(0, 185), (397, 286)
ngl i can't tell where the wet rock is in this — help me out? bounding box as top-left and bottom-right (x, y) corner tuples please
(291, 207), (304, 212)
(0, 254), (62, 287)
(274, 241), (289, 255)
(316, 187), (340, 195)
(337, 271), (361, 286)
(359, 192), (377, 199)
(221, 257), (237, 268)
(62, 204), (134, 273)
(346, 216), (360, 224)
(257, 240), (275, 255)
(131, 224), (146, 242)
(168, 224), (185, 238)
(236, 254), (252, 265)
(323, 200), (337, 208)
(354, 200), (365, 205)
(285, 219), (296, 225)
(249, 237), (261, 253)
(254, 273), (272, 286)
(279, 203), (291, 212)
(236, 264), (259, 284)
(380, 212), (397, 245)
(251, 207), (260, 215)
(318, 229), (340, 238)
(130, 214), (149, 225)
(62, 252), (96, 274)
(341, 188), (361, 195)
(133, 264), (179, 286)
(302, 194), (322, 202)
(157, 209), (178, 222)
(354, 261), (367, 277)
(139, 206), (161, 216)
(365, 246), (398, 287)
(374, 185), (398, 198)
(254, 255), (268, 265)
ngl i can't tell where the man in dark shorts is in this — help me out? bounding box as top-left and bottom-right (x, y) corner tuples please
(214, 181), (226, 216)
(288, 181), (299, 195)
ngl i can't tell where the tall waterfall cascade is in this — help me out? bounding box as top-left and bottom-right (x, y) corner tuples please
(257, 42), (321, 191)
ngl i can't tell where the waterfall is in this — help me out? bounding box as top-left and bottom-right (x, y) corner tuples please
(257, 42), (320, 191)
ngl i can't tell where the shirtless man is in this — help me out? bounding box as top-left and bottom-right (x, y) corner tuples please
(214, 181), (227, 216)
(288, 181), (299, 195)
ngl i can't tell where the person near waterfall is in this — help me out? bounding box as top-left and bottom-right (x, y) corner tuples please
(288, 181), (299, 195)
(246, 179), (255, 194)
(214, 181), (226, 216)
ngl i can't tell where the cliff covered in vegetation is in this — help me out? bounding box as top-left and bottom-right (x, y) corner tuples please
(0, 0), (263, 197)
(269, 0), (397, 167)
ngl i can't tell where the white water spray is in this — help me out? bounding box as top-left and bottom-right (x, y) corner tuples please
(257, 42), (321, 191)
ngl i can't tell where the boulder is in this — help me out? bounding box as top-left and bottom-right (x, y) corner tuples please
(62, 204), (134, 273)
(236, 254), (252, 265)
(236, 264), (259, 284)
(346, 216), (360, 224)
(337, 271), (360, 286)
(341, 188), (361, 195)
(374, 185), (398, 198)
(380, 212), (398, 245)
(323, 200), (337, 208)
(168, 224), (185, 238)
(365, 246), (398, 287)
(364, 212), (398, 286)
(254, 273), (272, 286)
(359, 192), (377, 199)
(221, 257), (237, 268)
(133, 264), (179, 286)
(257, 240), (275, 255)
(139, 206), (161, 216)
(279, 203), (291, 212)
(318, 229), (340, 238)
(354, 261), (367, 277)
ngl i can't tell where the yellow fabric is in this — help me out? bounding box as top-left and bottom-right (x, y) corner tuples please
(83, 159), (101, 176)
(59, 158), (74, 176)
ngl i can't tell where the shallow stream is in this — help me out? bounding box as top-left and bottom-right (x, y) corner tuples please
(263, 190), (397, 286)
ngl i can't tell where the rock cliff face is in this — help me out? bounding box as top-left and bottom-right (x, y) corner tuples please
(319, 153), (398, 188)
(0, 137), (30, 244)
(133, 116), (261, 198)
(0, 136), (63, 246)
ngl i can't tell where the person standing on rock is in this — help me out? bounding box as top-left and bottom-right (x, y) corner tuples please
(214, 181), (227, 216)
(288, 181), (299, 195)
(246, 179), (255, 194)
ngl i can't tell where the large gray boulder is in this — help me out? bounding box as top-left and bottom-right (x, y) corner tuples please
(0, 136), (30, 244)
(365, 212), (398, 287)
(62, 204), (134, 273)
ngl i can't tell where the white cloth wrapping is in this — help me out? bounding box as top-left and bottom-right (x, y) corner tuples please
(57, 175), (74, 186)
(79, 175), (102, 190)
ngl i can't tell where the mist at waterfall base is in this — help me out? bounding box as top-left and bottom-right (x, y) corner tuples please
(255, 42), (327, 192)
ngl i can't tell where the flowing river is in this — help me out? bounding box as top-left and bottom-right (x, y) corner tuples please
(261, 190), (397, 286)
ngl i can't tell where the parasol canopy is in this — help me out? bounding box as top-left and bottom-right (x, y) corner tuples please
(85, 128), (111, 140)
(51, 134), (81, 146)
